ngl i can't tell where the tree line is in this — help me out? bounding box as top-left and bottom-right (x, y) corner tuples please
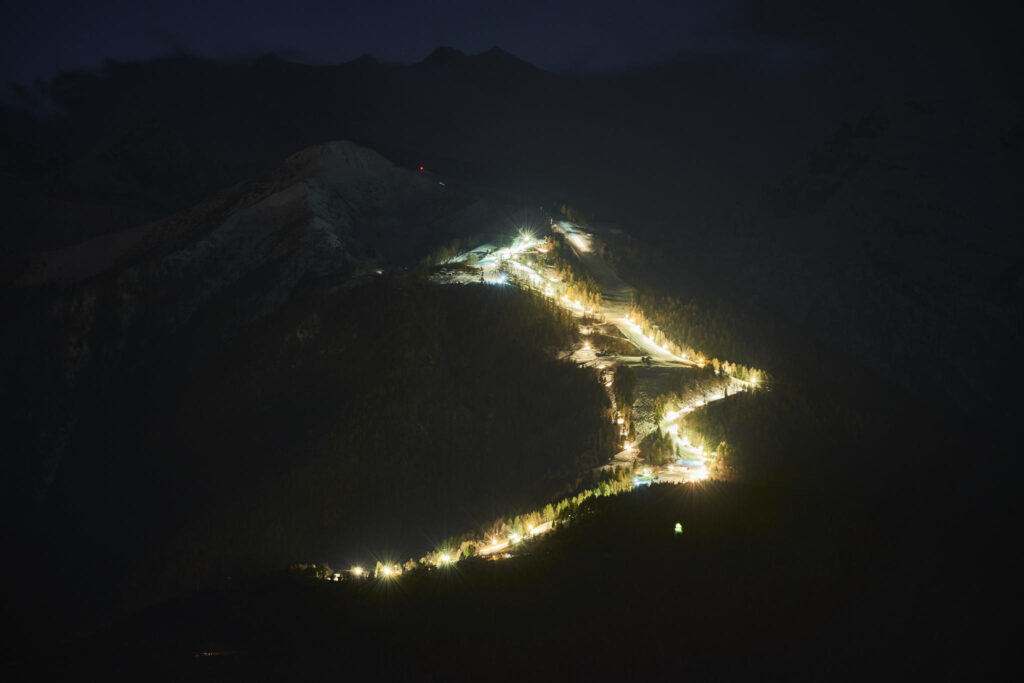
(32, 274), (621, 607)
(628, 292), (767, 384)
(545, 232), (603, 312)
(303, 465), (639, 575)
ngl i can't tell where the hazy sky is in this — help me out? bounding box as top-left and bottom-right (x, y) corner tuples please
(1, 0), (822, 87)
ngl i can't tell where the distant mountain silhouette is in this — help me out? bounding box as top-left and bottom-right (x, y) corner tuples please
(0, 46), (837, 268)
(421, 45), (543, 78)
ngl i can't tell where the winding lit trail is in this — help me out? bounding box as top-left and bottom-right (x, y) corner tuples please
(343, 220), (750, 579)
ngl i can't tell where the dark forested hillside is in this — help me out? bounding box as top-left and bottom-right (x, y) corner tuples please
(6, 277), (615, 626)
(35, 481), (996, 680)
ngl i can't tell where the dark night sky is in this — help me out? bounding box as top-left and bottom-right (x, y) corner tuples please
(0, 1), (1013, 96)
(0, 0), (833, 87)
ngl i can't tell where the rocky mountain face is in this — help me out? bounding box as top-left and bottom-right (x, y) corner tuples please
(2, 140), (530, 514)
(16, 139), (485, 286)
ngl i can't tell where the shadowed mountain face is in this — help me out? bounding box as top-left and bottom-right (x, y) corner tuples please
(1, 139), (608, 624)
(612, 95), (1023, 432)
(2, 138), (547, 503)
(746, 98), (1024, 414)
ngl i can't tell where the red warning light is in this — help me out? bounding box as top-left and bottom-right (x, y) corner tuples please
(418, 165), (425, 172)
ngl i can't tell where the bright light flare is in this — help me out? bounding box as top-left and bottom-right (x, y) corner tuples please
(351, 566), (363, 577)
(561, 295), (584, 311)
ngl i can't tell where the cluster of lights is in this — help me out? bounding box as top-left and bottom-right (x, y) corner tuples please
(336, 230), (759, 578)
